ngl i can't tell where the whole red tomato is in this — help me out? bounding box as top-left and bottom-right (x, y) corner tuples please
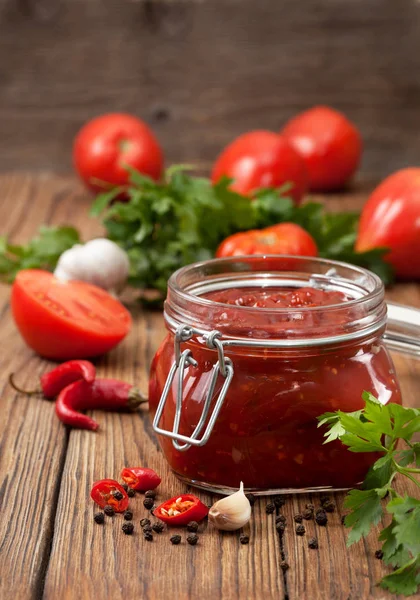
(356, 168), (420, 279)
(211, 131), (307, 204)
(216, 223), (318, 258)
(281, 106), (362, 192)
(73, 113), (163, 192)
(11, 270), (131, 360)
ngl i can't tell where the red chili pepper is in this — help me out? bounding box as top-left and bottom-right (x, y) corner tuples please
(9, 360), (96, 399)
(121, 467), (161, 491)
(154, 494), (209, 526)
(55, 379), (148, 430)
(90, 479), (129, 512)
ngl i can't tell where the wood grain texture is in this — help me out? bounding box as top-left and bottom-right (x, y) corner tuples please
(0, 172), (418, 599)
(0, 174), (86, 599)
(1, 0), (420, 178)
(43, 309), (285, 600)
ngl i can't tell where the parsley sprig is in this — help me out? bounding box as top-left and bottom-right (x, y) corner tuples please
(0, 226), (80, 282)
(318, 393), (420, 596)
(91, 167), (392, 293)
(0, 166), (393, 291)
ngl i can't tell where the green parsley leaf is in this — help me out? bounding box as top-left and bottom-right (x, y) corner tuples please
(380, 557), (420, 596)
(387, 496), (420, 556)
(380, 520), (411, 568)
(0, 226), (80, 282)
(398, 444), (420, 468)
(344, 488), (386, 545)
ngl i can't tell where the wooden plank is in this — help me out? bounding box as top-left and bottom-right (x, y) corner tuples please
(0, 172), (98, 599)
(1, 0), (420, 178)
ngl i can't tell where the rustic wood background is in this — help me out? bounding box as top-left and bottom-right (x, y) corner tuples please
(1, 0), (420, 177)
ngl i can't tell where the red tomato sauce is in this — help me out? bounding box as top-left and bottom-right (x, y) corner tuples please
(204, 286), (348, 309)
(149, 286), (401, 491)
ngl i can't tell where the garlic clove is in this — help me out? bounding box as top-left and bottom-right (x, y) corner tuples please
(54, 238), (130, 293)
(208, 482), (252, 531)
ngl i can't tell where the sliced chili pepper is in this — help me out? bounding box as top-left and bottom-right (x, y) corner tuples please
(154, 494), (209, 527)
(90, 479), (129, 512)
(55, 379), (148, 430)
(9, 360), (96, 399)
(121, 467), (161, 492)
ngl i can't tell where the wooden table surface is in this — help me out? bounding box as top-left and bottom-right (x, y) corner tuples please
(0, 172), (419, 600)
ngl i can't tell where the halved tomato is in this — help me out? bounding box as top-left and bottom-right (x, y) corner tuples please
(11, 270), (131, 360)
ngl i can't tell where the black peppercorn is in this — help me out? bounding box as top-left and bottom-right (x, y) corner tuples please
(140, 518), (151, 528)
(305, 503), (315, 511)
(143, 525), (153, 533)
(104, 505), (115, 517)
(152, 522), (164, 533)
(121, 483), (129, 492)
(323, 500), (335, 513)
(280, 561), (289, 572)
(143, 530), (153, 541)
(315, 510), (328, 526)
(275, 515), (286, 524)
(187, 521), (199, 532)
(265, 502), (275, 514)
(145, 490), (157, 498)
(170, 534), (181, 545)
(94, 512), (105, 524)
(187, 533), (199, 546)
(274, 495), (285, 508)
(127, 488), (135, 497)
(122, 522), (134, 535)
(308, 537), (319, 549)
(113, 490), (124, 501)
(302, 509), (314, 520)
(239, 534), (249, 544)
(294, 514), (303, 523)
(245, 493), (256, 506)
(123, 510), (133, 521)
(320, 495), (331, 505)
(375, 550), (384, 560)
(295, 524), (306, 536)
(143, 497), (154, 510)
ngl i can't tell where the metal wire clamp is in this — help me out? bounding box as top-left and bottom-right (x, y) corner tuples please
(152, 324), (234, 451)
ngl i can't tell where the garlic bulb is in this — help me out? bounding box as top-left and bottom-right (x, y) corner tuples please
(208, 482), (252, 531)
(54, 238), (130, 293)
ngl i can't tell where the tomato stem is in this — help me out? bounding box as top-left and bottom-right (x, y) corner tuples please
(118, 139), (131, 153)
(9, 372), (42, 396)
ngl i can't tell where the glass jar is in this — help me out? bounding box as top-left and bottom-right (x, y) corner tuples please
(149, 256), (418, 495)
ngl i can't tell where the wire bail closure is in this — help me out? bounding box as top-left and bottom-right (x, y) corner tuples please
(152, 324), (234, 451)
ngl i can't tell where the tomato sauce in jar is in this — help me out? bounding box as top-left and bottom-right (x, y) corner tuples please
(149, 256), (402, 494)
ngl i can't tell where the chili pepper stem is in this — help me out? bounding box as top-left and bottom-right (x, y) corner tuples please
(127, 387), (148, 410)
(9, 373), (42, 396)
